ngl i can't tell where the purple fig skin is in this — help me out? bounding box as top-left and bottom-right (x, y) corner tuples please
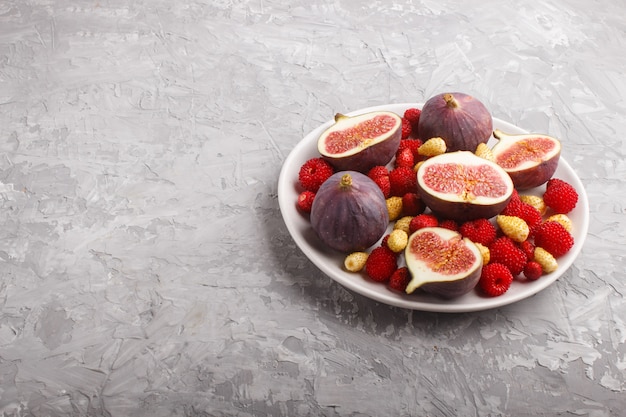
(319, 112), (402, 173)
(492, 130), (561, 190)
(420, 267), (481, 299)
(310, 171), (389, 253)
(417, 189), (511, 222)
(417, 92), (493, 152)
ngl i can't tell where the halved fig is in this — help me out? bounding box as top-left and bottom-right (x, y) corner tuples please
(317, 111), (402, 173)
(492, 129), (561, 190)
(404, 227), (483, 298)
(310, 171), (388, 253)
(416, 151), (514, 221)
(417, 92), (493, 152)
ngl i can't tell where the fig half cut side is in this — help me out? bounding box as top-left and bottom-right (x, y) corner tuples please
(405, 227), (483, 298)
(317, 111), (402, 173)
(492, 129), (561, 190)
(416, 151), (514, 221)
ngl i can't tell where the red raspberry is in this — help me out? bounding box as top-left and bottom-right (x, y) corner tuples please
(479, 262), (514, 297)
(298, 158), (334, 192)
(523, 261), (543, 281)
(296, 190), (315, 213)
(367, 165), (389, 181)
(533, 221), (574, 257)
(365, 246), (398, 282)
(518, 240), (535, 260)
(459, 218), (497, 246)
(409, 213), (439, 234)
(489, 236), (527, 276)
(388, 267), (411, 292)
(373, 175), (391, 198)
(439, 219), (459, 231)
(401, 118), (412, 139)
(389, 166), (417, 196)
(403, 108), (421, 130)
(395, 147), (415, 168)
(401, 192), (426, 217)
(543, 179), (578, 214)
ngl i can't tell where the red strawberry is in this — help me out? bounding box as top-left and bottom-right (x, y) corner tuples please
(397, 139), (423, 159)
(523, 261), (543, 281)
(543, 179), (578, 214)
(403, 108), (421, 130)
(395, 147), (415, 168)
(479, 262), (514, 297)
(533, 221), (574, 257)
(296, 190), (315, 213)
(365, 246), (398, 282)
(502, 200), (542, 233)
(439, 219), (459, 231)
(367, 165), (389, 181)
(409, 213), (439, 234)
(459, 218), (497, 246)
(489, 236), (527, 276)
(401, 118), (412, 139)
(518, 240), (535, 260)
(389, 166), (417, 196)
(388, 267), (411, 292)
(298, 158), (334, 192)
(401, 192), (426, 217)
(373, 175), (391, 198)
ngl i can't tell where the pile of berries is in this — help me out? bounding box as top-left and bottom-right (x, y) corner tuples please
(295, 107), (579, 299)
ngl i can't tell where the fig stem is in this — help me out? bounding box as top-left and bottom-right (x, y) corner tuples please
(443, 93), (459, 109)
(339, 173), (353, 189)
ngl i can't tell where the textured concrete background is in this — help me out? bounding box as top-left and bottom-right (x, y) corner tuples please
(0, 0), (624, 416)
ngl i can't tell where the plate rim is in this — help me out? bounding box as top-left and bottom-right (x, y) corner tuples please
(278, 102), (590, 312)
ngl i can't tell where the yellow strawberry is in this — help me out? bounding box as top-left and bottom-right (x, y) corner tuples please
(344, 252), (369, 272)
(418, 137), (447, 157)
(496, 215), (530, 243)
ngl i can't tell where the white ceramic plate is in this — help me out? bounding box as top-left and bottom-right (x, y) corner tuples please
(278, 103), (589, 312)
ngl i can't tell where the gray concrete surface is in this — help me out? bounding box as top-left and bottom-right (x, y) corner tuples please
(0, 0), (624, 415)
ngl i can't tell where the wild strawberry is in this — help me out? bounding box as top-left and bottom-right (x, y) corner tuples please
(459, 218), (497, 246)
(397, 139), (423, 158)
(367, 165), (389, 181)
(546, 213), (573, 233)
(387, 229), (409, 253)
(365, 246), (398, 282)
(417, 137), (447, 157)
(344, 252), (368, 272)
(489, 236), (527, 276)
(388, 267), (411, 292)
(298, 158), (334, 192)
(401, 118), (413, 139)
(519, 194), (547, 215)
(543, 178), (578, 214)
(393, 216), (414, 235)
(479, 263), (514, 297)
(401, 192), (425, 217)
(403, 108), (421, 130)
(523, 261), (543, 281)
(386, 196), (404, 222)
(475, 142), (495, 162)
(296, 190), (316, 213)
(389, 166), (417, 196)
(395, 147), (415, 168)
(534, 247), (558, 273)
(501, 200), (542, 234)
(373, 175), (391, 198)
(496, 215), (529, 243)
(409, 213), (439, 234)
(533, 221), (574, 257)
(518, 240), (535, 260)
(439, 219), (459, 231)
